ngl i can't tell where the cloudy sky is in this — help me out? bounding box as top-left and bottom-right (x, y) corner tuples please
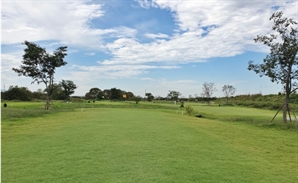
(1, 0), (297, 98)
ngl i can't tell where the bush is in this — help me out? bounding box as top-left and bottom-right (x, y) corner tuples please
(133, 96), (142, 104)
(180, 101), (184, 108)
(185, 105), (194, 116)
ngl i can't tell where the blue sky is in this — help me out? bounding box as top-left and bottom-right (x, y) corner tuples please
(1, 0), (297, 97)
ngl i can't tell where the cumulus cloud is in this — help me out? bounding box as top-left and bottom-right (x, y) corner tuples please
(145, 33), (170, 39)
(99, 0), (297, 65)
(71, 64), (179, 78)
(1, 54), (20, 86)
(136, 77), (200, 97)
(1, 0), (136, 48)
(2, 0), (297, 85)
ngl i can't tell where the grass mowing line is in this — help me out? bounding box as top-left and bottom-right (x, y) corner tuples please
(2, 108), (298, 182)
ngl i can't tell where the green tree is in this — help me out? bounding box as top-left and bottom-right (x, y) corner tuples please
(145, 93), (154, 101)
(167, 90), (181, 101)
(46, 84), (66, 100)
(125, 91), (134, 100)
(85, 88), (101, 100)
(110, 88), (122, 101)
(32, 89), (46, 100)
(103, 89), (111, 100)
(60, 80), (77, 100)
(248, 11), (298, 123)
(97, 90), (104, 100)
(222, 85), (236, 104)
(133, 95), (142, 104)
(12, 41), (67, 110)
(5, 85), (32, 101)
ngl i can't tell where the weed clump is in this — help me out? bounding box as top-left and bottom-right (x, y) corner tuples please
(180, 101), (184, 108)
(185, 105), (194, 116)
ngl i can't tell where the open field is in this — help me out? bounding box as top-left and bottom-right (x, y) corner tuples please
(1, 101), (298, 182)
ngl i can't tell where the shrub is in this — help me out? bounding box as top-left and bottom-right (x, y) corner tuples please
(185, 105), (194, 116)
(180, 101), (184, 108)
(133, 96), (142, 104)
(4, 103), (7, 107)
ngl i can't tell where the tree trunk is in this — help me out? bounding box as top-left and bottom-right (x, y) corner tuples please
(46, 94), (50, 110)
(45, 82), (51, 110)
(282, 94), (290, 124)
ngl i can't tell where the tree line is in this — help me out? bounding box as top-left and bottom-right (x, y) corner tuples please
(1, 83), (236, 104)
(1, 79), (77, 101)
(8, 11), (297, 123)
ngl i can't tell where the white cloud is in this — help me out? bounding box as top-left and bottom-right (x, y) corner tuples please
(84, 52), (96, 56)
(1, 0), (136, 48)
(136, 78), (200, 97)
(71, 64), (179, 78)
(1, 52), (48, 92)
(145, 33), (170, 39)
(134, 0), (158, 9)
(3, 0), (296, 66)
(1, 53), (21, 73)
(1, 0), (297, 95)
(139, 77), (155, 81)
(101, 0), (296, 66)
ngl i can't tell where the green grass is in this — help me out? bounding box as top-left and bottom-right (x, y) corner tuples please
(2, 105), (298, 182)
(184, 102), (298, 130)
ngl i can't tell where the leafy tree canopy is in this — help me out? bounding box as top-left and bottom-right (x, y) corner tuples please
(60, 80), (77, 99)
(12, 41), (67, 109)
(248, 11), (298, 123)
(167, 90), (181, 101)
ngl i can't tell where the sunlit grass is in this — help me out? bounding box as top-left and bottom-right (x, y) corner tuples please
(2, 107), (298, 182)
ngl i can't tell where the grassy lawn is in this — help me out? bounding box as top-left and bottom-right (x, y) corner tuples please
(1, 102), (298, 182)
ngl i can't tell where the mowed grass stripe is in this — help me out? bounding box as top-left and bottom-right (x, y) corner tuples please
(2, 108), (297, 182)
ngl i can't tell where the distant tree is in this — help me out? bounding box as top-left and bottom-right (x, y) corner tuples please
(12, 41), (67, 110)
(97, 90), (104, 100)
(126, 92), (134, 100)
(60, 80), (77, 100)
(1, 92), (5, 100)
(45, 83), (65, 100)
(85, 92), (91, 100)
(5, 85), (32, 101)
(32, 89), (46, 100)
(155, 95), (162, 100)
(201, 82), (216, 105)
(110, 88), (122, 101)
(103, 89), (111, 99)
(222, 85), (236, 104)
(85, 88), (101, 100)
(134, 95), (142, 104)
(167, 90), (181, 101)
(188, 95), (193, 102)
(248, 11), (298, 123)
(145, 93), (154, 101)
